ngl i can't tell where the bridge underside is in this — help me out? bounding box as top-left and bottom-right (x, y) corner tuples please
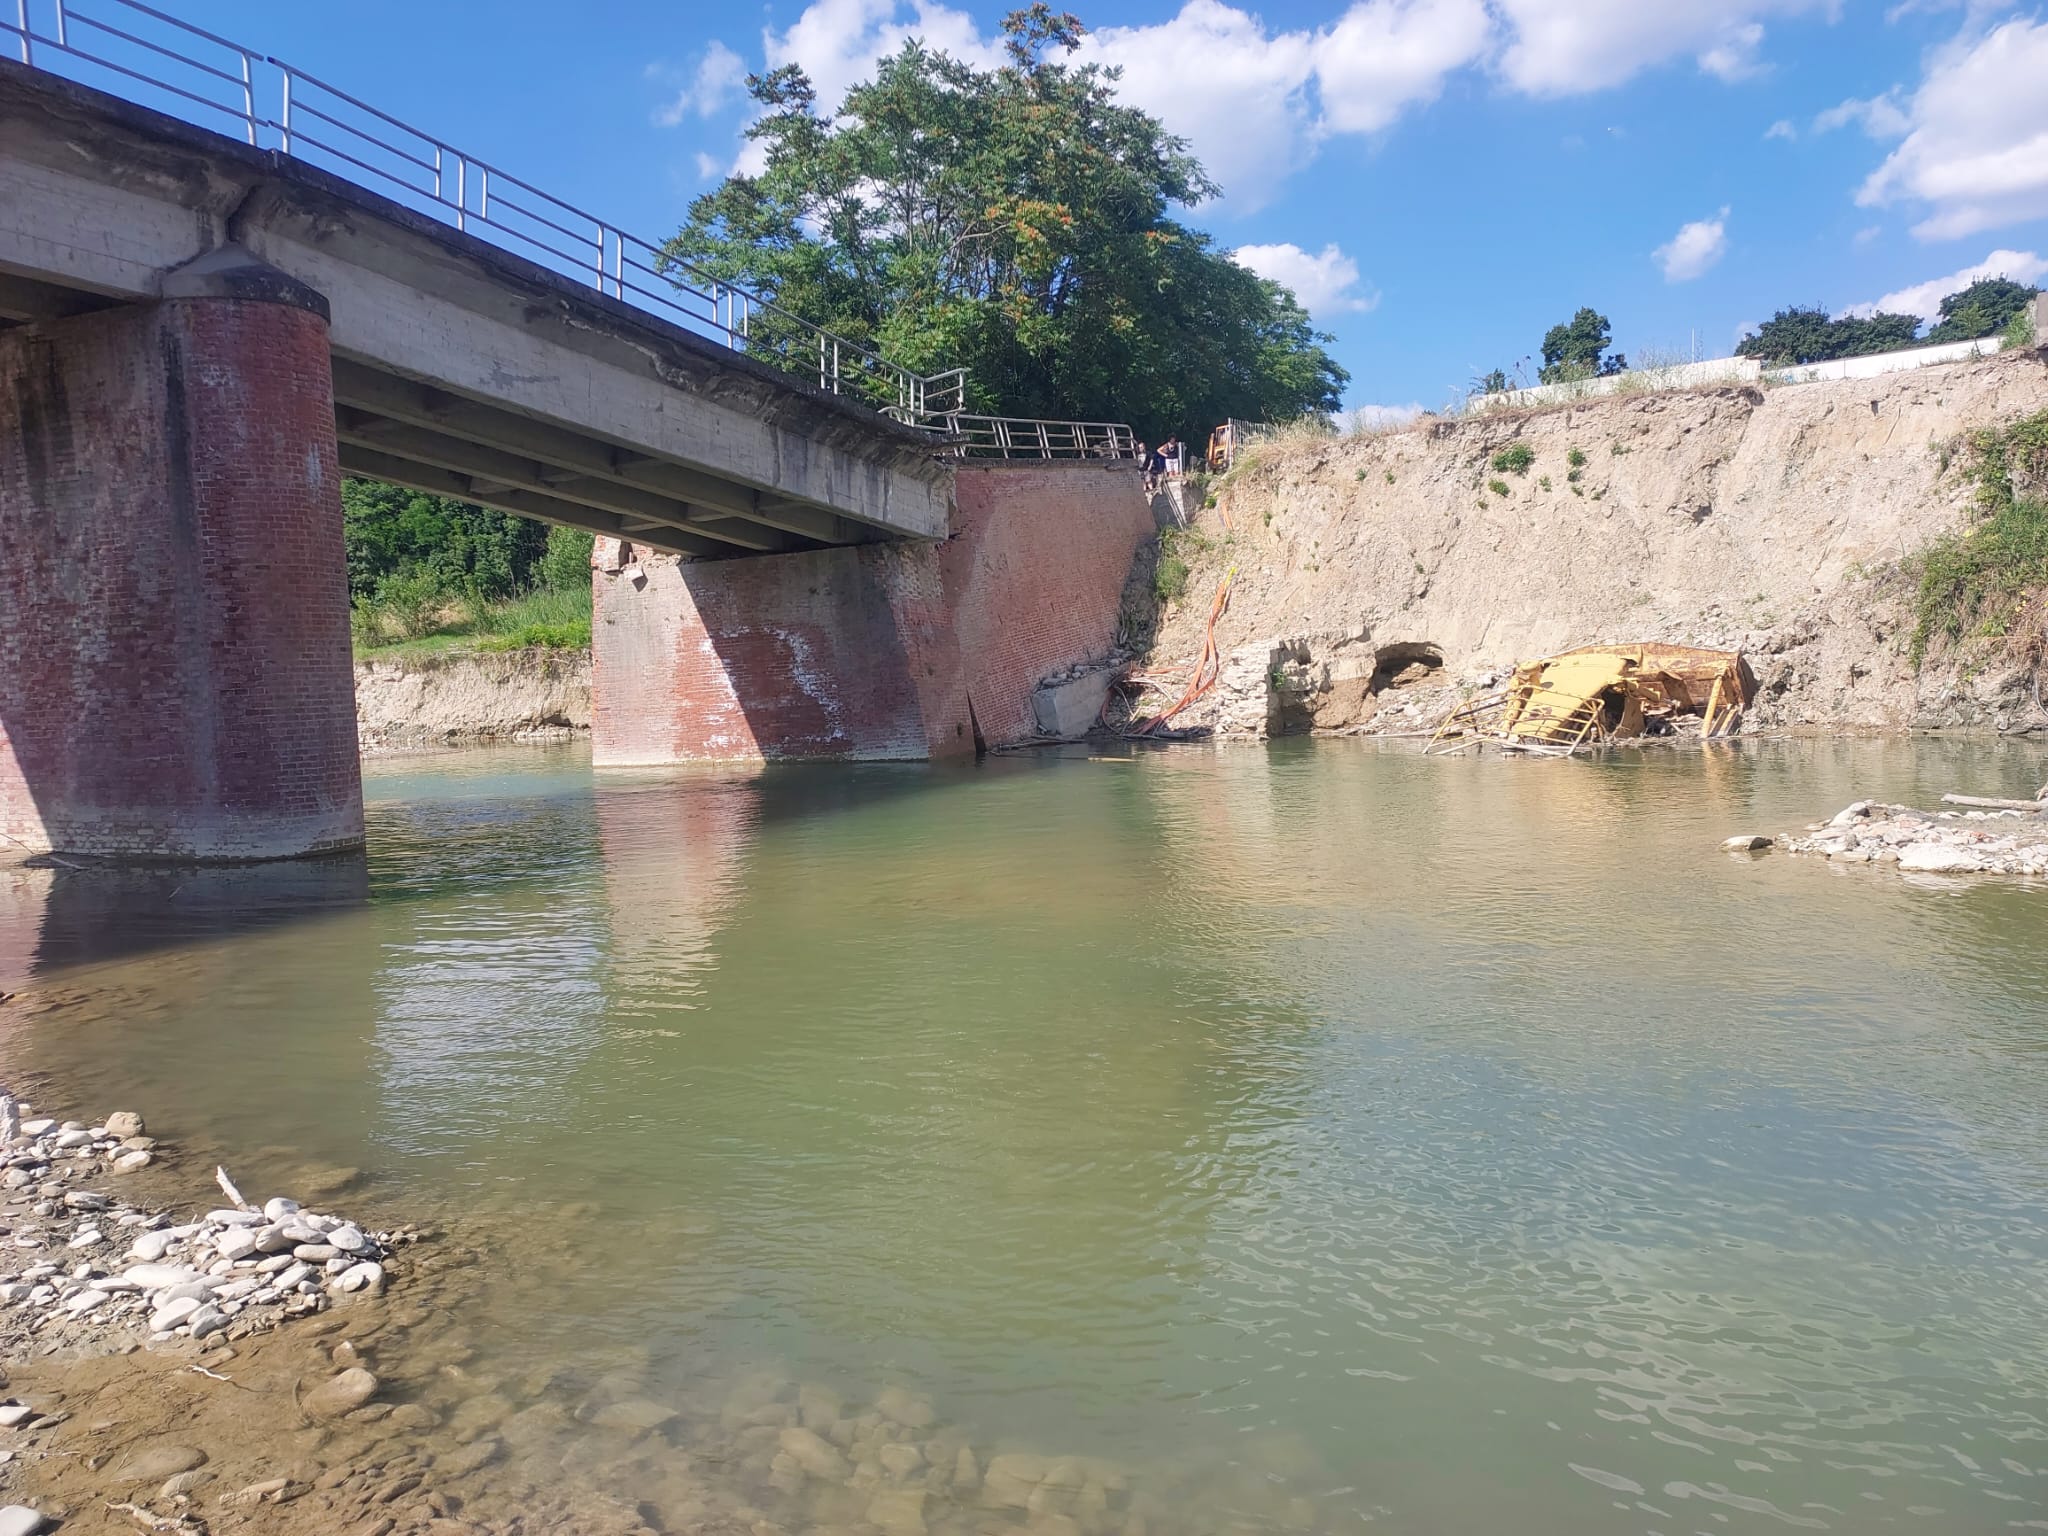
(0, 60), (953, 559)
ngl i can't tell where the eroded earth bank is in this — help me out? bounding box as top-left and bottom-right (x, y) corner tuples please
(1122, 351), (2048, 740)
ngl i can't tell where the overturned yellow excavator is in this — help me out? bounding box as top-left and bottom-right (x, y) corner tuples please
(1429, 644), (1757, 756)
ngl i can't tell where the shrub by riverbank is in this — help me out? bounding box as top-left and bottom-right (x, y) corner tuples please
(1909, 407), (2048, 668)
(345, 479), (594, 657)
(351, 583), (592, 660)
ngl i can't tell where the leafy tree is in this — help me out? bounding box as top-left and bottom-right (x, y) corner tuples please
(1735, 305), (1921, 366)
(1927, 277), (2039, 344)
(659, 5), (1345, 439)
(341, 479), (550, 601)
(1538, 308), (1625, 383)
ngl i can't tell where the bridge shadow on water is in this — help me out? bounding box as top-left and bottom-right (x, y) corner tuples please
(0, 746), (987, 997)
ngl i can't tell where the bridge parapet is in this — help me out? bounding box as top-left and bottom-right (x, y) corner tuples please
(2, 0), (970, 425)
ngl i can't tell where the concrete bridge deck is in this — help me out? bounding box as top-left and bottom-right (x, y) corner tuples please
(0, 61), (952, 557)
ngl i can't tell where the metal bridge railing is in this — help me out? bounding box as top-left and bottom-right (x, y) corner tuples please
(935, 416), (1138, 460)
(3, 0), (1138, 458)
(1, 0), (967, 421)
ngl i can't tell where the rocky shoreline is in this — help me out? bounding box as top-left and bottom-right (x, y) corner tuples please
(1727, 796), (2048, 874)
(0, 1093), (425, 1535)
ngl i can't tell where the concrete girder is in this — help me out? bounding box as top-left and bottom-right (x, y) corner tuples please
(0, 62), (955, 544)
(328, 360), (864, 547)
(330, 409), (803, 554)
(335, 446), (731, 560)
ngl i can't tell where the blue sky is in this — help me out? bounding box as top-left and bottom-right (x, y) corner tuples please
(181, 1), (2048, 416)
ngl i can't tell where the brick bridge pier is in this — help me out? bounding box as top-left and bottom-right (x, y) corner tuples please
(0, 59), (1152, 864)
(0, 258), (362, 862)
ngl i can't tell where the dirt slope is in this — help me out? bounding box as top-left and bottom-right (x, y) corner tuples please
(355, 648), (590, 750)
(1133, 350), (2048, 737)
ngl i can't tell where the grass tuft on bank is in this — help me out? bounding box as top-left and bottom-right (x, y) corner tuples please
(353, 574), (593, 658)
(1910, 409), (2048, 667)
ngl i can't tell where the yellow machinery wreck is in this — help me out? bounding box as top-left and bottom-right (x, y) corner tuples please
(1428, 644), (1757, 756)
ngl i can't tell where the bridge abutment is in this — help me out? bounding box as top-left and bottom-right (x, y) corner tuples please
(0, 274), (364, 861)
(590, 462), (1153, 764)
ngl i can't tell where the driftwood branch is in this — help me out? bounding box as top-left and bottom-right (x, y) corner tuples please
(1941, 794), (2045, 811)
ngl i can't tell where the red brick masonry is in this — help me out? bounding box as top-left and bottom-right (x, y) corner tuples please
(592, 461), (1152, 763)
(0, 299), (363, 859)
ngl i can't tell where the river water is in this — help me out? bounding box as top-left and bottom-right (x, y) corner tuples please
(3, 737), (2047, 1534)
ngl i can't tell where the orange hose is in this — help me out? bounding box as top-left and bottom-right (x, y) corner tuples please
(1129, 567), (1234, 736)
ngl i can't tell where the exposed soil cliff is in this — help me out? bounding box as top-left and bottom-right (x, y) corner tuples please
(354, 649), (590, 750)
(1129, 350), (2048, 738)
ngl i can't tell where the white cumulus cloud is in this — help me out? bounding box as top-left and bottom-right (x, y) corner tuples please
(1654, 208), (1730, 282)
(1311, 0), (1493, 135)
(1348, 401), (1425, 429)
(693, 0), (1855, 207)
(763, 0), (1003, 123)
(1492, 0), (1831, 96)
(1814, 92), (1909, 137)
(1846, 248), (2048, 321)
(1078, 2), (1321, 208)
(1764, 117), (1797, 140)
(1856, 16), (2048, 241)
(1081, 0), (1491, 212)
(1233, 242), (1380, 315)
(654, 41), (748, 126)
(1698, 22), (1767, 82)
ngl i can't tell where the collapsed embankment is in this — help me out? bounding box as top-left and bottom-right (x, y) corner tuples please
(354, 649), (590, 751)
(1128, 350), (2048, 738)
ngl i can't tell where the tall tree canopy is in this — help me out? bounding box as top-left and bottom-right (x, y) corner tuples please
(1735, 306), (1922, 366)
(660, 5), (1345, 438)
(1539, 308), (1625, 382)
(342, 479), (549, 600)
(1927, 277), (2039, 343)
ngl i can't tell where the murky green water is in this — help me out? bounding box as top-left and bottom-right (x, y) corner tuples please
(5, 738), (2048, 1533)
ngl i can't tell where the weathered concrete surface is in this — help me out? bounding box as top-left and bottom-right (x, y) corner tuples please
(0, 297), (363, 860)
(591, 463), (1151, 763)
(1033, 672), (1114, 736)
(0, 61), (951, 551)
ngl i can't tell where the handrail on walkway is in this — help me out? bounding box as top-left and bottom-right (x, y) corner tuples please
(2, 0), (964, 420)
(2, 0), (1135, 461)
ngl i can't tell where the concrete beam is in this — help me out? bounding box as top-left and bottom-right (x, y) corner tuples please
(330, 409), (802, 554)
(336, 446), (729, 560)
(329, 360), (857, 539)
(0, 61), (955, 543)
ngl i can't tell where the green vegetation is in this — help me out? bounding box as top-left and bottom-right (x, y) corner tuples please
(1566, 447), (1587, 469)
(1491, 442), (1535, 476)
(1538, 475), (1552, 491)
(1487, 478), (1510, 497)
(1737, 306), (1921, 367)
(345, 479), (594, 655)
(1928, 278), (2038, 344)
(1153, 526), (1211, 604)
(1910, 410), (2048, 666)
(1738, 276), (2038, 368)
(1539, 308), (1625, 384)
(2006, 306), (2038, 351)
(661, 6), (1345, 440)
